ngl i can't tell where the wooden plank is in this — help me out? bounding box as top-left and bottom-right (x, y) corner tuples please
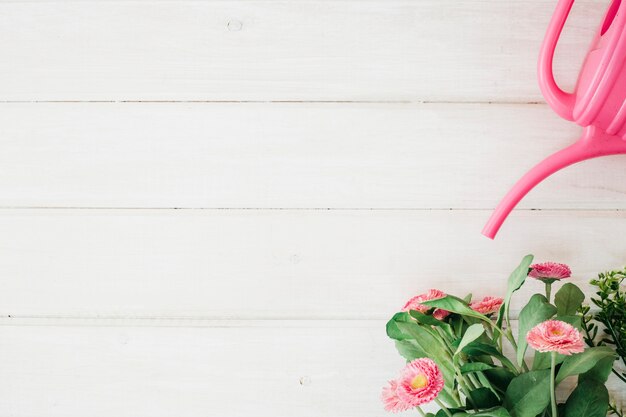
(0, 319), (623, 417)
(0, 0), (605, 102)
(0, 320), (400, 417)
(2, 102), (626, 209)
(0, 209), (624, 319)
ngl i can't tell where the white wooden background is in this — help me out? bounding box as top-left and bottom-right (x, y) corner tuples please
(1, 1), (625, 416)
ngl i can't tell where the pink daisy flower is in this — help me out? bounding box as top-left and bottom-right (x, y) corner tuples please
(402, 289), (449, 320)
(529, 262), (571, 282)
(470, 296), (504, 315)
(381, 379), (411, 413)
(526, 320), (585, 355)
(396, 358), (444, 407)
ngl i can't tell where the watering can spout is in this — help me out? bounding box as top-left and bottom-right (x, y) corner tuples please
(482, 127), (626, 239)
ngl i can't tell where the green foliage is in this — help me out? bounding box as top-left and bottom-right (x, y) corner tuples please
(503, 370), (551, 417)
(421, 295), (488, 321)
(563, 379), (609, 417)
(383, 256), (616, 417)
(468, 387), (500, 409)
(531, 349), (565, 370)
(460, 362), (494, 374)
(581, 267), (626, 383)
(483, 368), (515, 393)
(455, 324), (485, 358)
(516, 294), (556, 366)
(555, 283), (585, 317)
(498, 255), (534, 327)
(556, 346), (615, 384)
(580, 355), (615, 384)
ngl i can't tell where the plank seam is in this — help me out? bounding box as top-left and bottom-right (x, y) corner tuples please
(0, 207), (623, 211)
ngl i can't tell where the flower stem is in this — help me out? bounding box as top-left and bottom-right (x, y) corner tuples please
(545, 282), (552, 303)
(480, 317), (523, 373)
(550, 351), (557, 417)
(454, 369), (478, 409)
(416, 406), (427, 417)
(435, 398), (453, 417)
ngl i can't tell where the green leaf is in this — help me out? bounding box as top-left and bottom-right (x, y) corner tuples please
(408, 310), (454, 337)
(563, 379), (609, 417)
(503, 370), (550, 417)
(497, 255), (534, 326)
(394, 339), (423, 360)
(555, 283), (585, 316)
(556, 314), (582, 330)
(463, 342), (518, 373)
(472, 407), (512, 417)
(556, 346), (615, 384)
(435, 409), (466, 417)
(455, 324), (485, 356)
(451, 314), (467, 339)
(460, 362), (494, 374)
(386, 312), (414, 340)
(469, 387), (500, 409)
(580, 355), (616, 384)
(484, 368), (515, 393)
(516, 294), (557, 366)
(532, 350), (565, 370)
(476, 370), (500, 398)
(421, 295), (487, 320)
(393, 322), (445, 362)
(393, 321), (457, 401)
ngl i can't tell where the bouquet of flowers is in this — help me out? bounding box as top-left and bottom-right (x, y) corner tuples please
(382, 255), (618, 417)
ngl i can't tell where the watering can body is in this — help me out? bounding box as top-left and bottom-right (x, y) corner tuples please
(483, 0), (626, 238)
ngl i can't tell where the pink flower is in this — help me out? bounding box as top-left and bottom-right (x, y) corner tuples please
(402, 289), (449, 320)
(432, 308), (451, 320)
(470, 296), (504, 315)
(529, 262), (571, 282)
(526, 320), (585, 355)
(396, 358), (444, 407)
(381, 379), (411, 413)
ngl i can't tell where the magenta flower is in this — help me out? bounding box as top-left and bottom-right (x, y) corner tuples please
(529, 262), (571, 282)
(402, 289), (449, 320)
(381, 379), (411, 413)
(526, 320), (585, 355)
(396, 358), (445, 407)
(470, 296), (504, 315)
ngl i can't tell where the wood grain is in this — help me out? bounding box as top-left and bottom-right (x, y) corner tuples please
(2, 102), (625, 209)
(0, 208), (624, 319)
(0, 320), (400, 417)
(0, 319), (623, 417)
(0, 0), (605, 102)
(0, 1), (623, 415)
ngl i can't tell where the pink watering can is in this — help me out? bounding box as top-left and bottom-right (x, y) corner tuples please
(483, 0), (626, 239)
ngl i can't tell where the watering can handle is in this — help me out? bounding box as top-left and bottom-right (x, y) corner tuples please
(538, 0), (576, 120)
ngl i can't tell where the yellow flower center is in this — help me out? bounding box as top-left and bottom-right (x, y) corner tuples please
(410, 374), (428, 389)
(551, 328), (563, 336)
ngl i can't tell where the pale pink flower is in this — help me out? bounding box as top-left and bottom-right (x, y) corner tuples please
(381, 379), (411, 412)
(529, 262), (571, 282)
(396, 358), (444, 407)
(402, 289), (449, 320)
(526, 320), (585, 355)
(470, 296), (504, 315)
